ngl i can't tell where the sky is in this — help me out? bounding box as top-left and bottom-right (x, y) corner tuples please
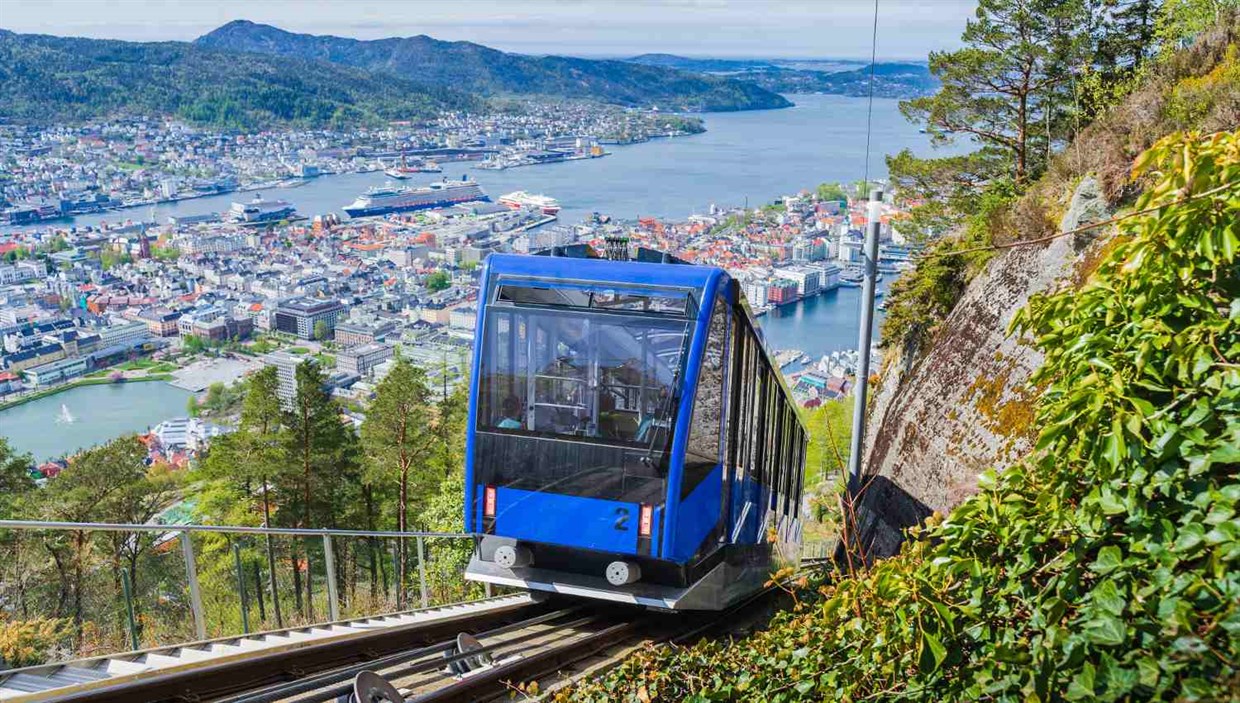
(0, 0), (975, 60)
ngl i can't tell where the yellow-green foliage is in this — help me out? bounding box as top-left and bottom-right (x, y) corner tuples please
(559, 131), (1240, 703)
(798, 399), (852, 489)
(0, 616), (67, 668)
(1165, 44), (1240, 127)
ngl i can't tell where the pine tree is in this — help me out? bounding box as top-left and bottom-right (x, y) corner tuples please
(283, 361), (350, 619)
(197, 367), (288, 626)
(360, 357), (435, 607)
(901, 0), (1092, 184)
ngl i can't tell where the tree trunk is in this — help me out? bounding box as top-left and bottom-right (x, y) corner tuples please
(261, 477), (283, 628)
(303, 537), (315, 622)
(397, 468), (408, 609)
(127, 554), (143, 642)
(252, 562), (266, 622)
(363, 486), (379, 602)
(301, 415), (315, 622)
(71, 532), (85, 649)
(1016, 90), (1028, 183)
(290, 548), (303, 616)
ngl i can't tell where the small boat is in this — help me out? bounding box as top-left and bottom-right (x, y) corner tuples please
(385, 151), (443, 179)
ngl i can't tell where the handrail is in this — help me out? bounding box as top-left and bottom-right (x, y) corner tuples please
(0, 519), (472, 539)
(0, 519), (482, 653)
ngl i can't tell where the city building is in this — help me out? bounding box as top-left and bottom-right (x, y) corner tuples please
(334, 319), (397, 348)
(274, 297), (343, 340)
(767, 279), (799, 306)
(337, 343), (394, 378)
(0, 261), (46, 286)
(138, 308), (183, 337)
(781, 265), (822, 297)
(263, 350), (315, 406)
(25, 356), (88, 387)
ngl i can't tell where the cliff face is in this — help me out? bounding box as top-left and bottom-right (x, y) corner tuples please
(855, 179), (1114, 558)
(850, 17), (1239, 558)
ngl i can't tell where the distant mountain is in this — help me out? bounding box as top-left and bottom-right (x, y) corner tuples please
(195, 21), (792, 112)
(749, 62), (937, 98)
(626, 54), (780, 73)
(624, 53), (936, 99)
(0, 30), (477, 129)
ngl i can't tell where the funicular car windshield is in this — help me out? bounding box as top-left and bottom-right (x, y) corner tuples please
(474, 280), (695, 505)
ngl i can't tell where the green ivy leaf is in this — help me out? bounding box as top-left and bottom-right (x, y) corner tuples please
(918, 629), (948, 672)
(1092, 580), (1126, 616)
(1082, 612), (1126, 646)
(1090, 545), (1124, 574)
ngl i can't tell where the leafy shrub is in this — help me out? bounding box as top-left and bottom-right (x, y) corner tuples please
(559, 131), (1240, 702)
(0, 617), (68, 669)
(880, 180), (1016, 355)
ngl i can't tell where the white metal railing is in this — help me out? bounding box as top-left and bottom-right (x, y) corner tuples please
(0, 519), (476, 646)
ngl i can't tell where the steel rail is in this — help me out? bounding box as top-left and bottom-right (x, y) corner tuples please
(409, 618), (644, 703)
(44, 598), (547, 703)
(276, 613), (608, 703)
(223, 608), (590, 703)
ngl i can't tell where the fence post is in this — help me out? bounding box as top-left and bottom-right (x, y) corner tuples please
(179, 531), (207, 640)
(232, 542), (250, 634)
(323, 533), (340, 622)
(391, 540), (403, 609)
(120, 568), (140, 650)
(416, 536), (429, 608)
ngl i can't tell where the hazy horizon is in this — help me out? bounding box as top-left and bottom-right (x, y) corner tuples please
(0, 0), (974, 61)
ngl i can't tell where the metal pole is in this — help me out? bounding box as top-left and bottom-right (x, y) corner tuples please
(232, 542), (250, 634)
(391, 540), (403, 609)
(322, 533), (340, 622)
(416, 536), (429, 608)
(847, 189), (883, 495)
(179, 531), (207, 640)
(120, 568), (140, 651)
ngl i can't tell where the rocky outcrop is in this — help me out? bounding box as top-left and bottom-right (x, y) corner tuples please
(855, 177), (1114, 558)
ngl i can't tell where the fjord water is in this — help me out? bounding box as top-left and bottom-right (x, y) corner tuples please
(52, 95), (944, 228)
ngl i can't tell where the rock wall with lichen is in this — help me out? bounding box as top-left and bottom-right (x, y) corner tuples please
(854, 177), (1114, 558)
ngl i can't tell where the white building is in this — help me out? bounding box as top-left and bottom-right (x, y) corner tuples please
(780, 265), (822, 297)
(0, 262), (46, 286)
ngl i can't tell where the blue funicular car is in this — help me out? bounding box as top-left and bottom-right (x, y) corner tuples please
(465, 244), (806, 610)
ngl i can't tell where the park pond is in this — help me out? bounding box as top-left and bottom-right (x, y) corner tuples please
(0, 381), (190, 461)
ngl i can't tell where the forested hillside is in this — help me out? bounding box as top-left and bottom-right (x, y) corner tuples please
(624, 54), (938, 98)
(0, 30), (477, 129)
(195, 21), (792, 112)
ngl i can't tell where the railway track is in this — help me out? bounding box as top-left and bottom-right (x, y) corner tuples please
(232, 564), (827, 703)
(4, 559), (833, 703)
(0, 595), (545, 703)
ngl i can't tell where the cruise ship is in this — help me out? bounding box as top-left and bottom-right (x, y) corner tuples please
(343, 177), (489, 218)
(498, 191), (561, 216)
(229, 194), (296, 223)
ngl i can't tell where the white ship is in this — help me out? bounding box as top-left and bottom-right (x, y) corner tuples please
(344, 177), (489, 218)
(498, 191), (561, 216)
